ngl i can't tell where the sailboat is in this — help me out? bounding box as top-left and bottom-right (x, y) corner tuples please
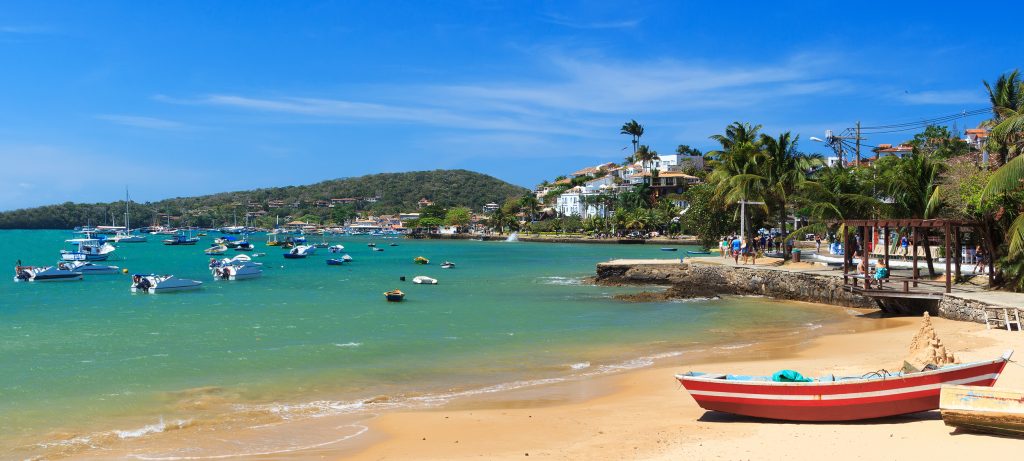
(112, 188), (147, 243)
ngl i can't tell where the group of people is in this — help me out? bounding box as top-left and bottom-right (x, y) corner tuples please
(718, 232), (798, 265)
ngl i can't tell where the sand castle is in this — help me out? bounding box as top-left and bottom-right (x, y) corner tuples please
(906, 312), (958, 369)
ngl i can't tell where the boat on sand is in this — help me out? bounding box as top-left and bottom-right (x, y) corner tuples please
(676, 350), (1012, 421)
(940, 384), (1024, 437)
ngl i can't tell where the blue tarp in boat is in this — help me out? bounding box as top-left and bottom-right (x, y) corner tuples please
(771, 369), (813, 382)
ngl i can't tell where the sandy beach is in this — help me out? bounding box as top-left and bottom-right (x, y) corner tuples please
(334, 314), (1024, 461)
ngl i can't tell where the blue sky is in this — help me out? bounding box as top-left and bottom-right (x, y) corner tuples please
(1, 1), (1021, 210)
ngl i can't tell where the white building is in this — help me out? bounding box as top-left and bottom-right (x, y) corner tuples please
(653, 153), (704, 172)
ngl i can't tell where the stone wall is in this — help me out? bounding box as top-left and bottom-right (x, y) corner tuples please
(596, 262), (877, 308)
(937, 295), (991, 324)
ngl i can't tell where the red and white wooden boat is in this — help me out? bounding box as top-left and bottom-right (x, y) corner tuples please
(675, 350), (1012, 421)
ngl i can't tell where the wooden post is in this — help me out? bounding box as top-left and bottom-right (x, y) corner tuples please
(950, 225), (958, 282)
(883, 225), (890, 267)
(863, 224), (871, 289)
(843, 227), (850, 282)
(944, 222), (952, 293)
(912, 227), (919, 287)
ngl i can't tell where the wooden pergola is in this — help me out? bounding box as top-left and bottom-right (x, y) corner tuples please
(840, 218), (993, 297)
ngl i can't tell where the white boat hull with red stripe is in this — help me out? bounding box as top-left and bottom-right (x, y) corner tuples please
(676, 350), (1012, 421)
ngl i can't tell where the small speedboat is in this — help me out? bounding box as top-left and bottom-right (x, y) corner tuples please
(131, 274), (202, 293)
(205, 244), (228, 255)
(660, 247), (678, 252)
(328, 244), (346, 253)
(389, 243), (399, 247)
(284, 245), (314, 259)
(65, 261), (120, 275)
(412, 275), (437, 285)
(372, 247), (384, 252)
(234, 241), (254, 251)
(440, 261), (455, 269)
(211, 263), (262, 280)
(686, 250), (712, 255)
(341, 254), (353, 262)
(14, 265), (83, 282)
(413, 256), (429, 265)
(384, 289), (405, 302)
(326, 258), (345, 265)
(368, 243), (377, 248)
(163, 234), (199, 245)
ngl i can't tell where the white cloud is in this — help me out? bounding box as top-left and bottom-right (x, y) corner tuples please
(159, 52), (842, 145)
(96, 114), (188, 130)
(898, 89), (987, 105)
(540, 14), (642, 30)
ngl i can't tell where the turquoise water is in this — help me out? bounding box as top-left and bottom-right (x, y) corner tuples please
(0, 230), (848, 458)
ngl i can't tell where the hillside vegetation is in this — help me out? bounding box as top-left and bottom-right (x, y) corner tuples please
(0, 170), (529, 229)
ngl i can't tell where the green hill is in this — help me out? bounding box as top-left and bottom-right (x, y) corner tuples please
(0, 169), (530, 229)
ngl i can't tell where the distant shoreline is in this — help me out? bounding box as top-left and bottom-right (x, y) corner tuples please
(420, 233), (703, 245)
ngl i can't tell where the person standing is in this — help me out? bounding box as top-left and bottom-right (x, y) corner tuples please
(731, 235), (742, 264)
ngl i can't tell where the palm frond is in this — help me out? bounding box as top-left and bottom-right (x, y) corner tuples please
(982, 154), (1024, 199)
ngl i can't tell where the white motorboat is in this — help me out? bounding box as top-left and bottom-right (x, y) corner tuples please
(65, 261), (121, 275)
(205, 244), (228, 255)
(283, 245), (315, 259)
(14, 265), (83, 282)
(342, 254), (353, 262)
(440, 261), (455, 269)
(209, 254), (257, 267)
(412, 275), (438, 285)
(61, 238), (116, 261)
(211, 263), (263, 280)
(130, 274), (202, 293)
(112, 232), (147, 243)
(328, 244), (346, 253)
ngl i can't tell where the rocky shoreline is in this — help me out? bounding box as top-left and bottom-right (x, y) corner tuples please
(596, 260), (877, 308)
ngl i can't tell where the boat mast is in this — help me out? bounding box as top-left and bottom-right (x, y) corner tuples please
(125, 187), (130, 233)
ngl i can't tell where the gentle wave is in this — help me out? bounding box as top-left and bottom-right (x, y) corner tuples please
(333, 342), (362, 348)
(536, 276), (586, 286)
(128, 424), (369, 460)
(569, 361), (591, 370)
(117, 417), (192, 439)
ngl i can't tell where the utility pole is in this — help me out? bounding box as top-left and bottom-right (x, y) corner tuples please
(738, 199), (766, 240)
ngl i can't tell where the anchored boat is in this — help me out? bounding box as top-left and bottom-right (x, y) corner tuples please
(14, 265), (83, 282)
(130, 274), (203, 293)
(384, 289), (405, 302)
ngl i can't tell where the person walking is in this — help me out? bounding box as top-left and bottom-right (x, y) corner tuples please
(731, 235), (742, 264)
(973, 245), (987, 274)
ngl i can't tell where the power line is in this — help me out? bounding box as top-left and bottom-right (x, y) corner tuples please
(859, 108), (988, 131)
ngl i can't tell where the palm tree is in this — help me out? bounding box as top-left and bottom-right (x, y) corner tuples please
(708, 122), (762, 160)
(518, 195), (540, 222)
(634, 144), (660, 176)
(759, 132), (823, 239)
(620, 119), (645, 154)
(876, 152), (945, 275)
(983, 70), (1024, 167)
